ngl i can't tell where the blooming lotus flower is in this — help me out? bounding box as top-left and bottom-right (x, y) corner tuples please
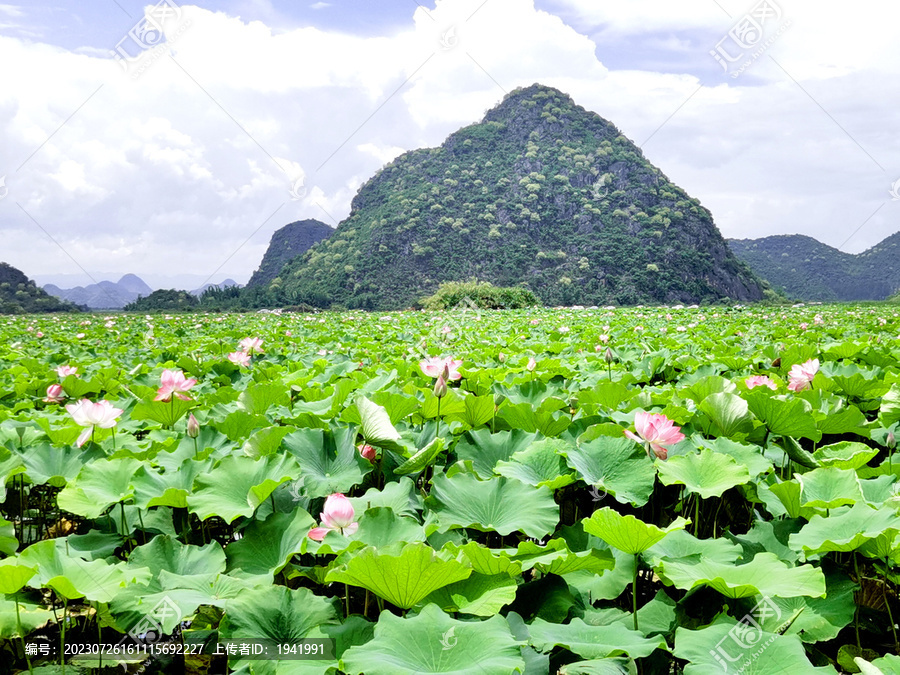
(239, 337), (264, 354)
(154, 369), (198, 402)
(308, 493), (359, 540)
(787, 359), (819, 392)
(419, 356), (462, 381)
(43, 384), (65, 403)
(228, 351), (251, 367)
(66, 399), (123, 447)
(745, 375), (777, 391)
(357, 443), (376, 462)
(624, 411), (685, 460)
(56, 365), (77, 378)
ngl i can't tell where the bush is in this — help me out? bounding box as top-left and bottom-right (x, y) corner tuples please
(419, 280), (540, 310)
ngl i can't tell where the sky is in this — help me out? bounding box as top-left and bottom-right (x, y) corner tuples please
(0, 0), (898, 290)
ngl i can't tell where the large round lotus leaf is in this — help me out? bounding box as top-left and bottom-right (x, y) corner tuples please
(19, 442), (90, 487)
(642, 529), (742, 568)
(127, 534), (226, 580)
(582, 590), (676, 638)
(558, 658), (637, 675)
(340, 604), (525, 675)
(325, 542), (472, 609)
(186, 453), (299, 523)
(55, 457), (142, 518)
(305, 506), (426, 555)
(225, 507), (315, 576)
(131, 462), (202, 509)
(789, 503), (900, 559)
(355, 396), (404, 450)
(812, 441), (879, 470)
(0, 516), (16, 556)
(656, 448), (751, 499)
(219, 585), (338, 648)
(132, 397), (195, 427)
(797, 467), (864, 509)
(395, 437), (445, 475)
(673, 621), (837, 675)
(581, 508), (688, 555)
(657, 552), (826, 599)
(348, 477), (423, 519)
(746, 394), (822, 442)
(454, 428), (537, 479)
(0, 596), (53, 639)
(748, 572), (856, 643)
(420, 573), (518, 616)
(282, 426), (372, 499)
(18, 539), (151, 602)
(494, 438), (576, 490)
(507, 538), (614, 576)
(0, 559), (36, 594)
(441, 541), (523, 577)
(425, 473), (559, 538)
(696, 391), (753, 438)
(561, 435), (656, 507)
(526, 617), (666, 659)
(694, 436), (773, 478)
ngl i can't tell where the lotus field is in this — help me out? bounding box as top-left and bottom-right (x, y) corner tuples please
(3, 305), (900, 675)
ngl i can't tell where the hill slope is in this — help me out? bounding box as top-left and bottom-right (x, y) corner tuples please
(273, 84), (763, 309)
(0, 263), (79, 314)
(729, 233), (900, 301)
(247, 219), (333, 288)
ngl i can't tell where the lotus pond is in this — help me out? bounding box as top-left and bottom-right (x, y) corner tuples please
(1, 305), (900, 674)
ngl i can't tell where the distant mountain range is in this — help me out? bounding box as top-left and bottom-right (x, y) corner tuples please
(43, 275), (241, 309)
(729, 233), (900, 301)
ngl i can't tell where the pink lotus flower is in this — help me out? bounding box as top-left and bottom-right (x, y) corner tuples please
(238, 337), (264, 354)
(154, 369), (198, 402)
(526, 357), (537, 372)
(357, 443), (376, 462)
(788, 359), (819, 392)
(65, 399), (123, 447)
(419, 357), (462, 381)
(624, 411), (685, 460)
(228, 351), (251, 367)
(56, 365), (78, 378)
(308, 493), (359, 540)
(745, 375), (777, 391)
(43, 384), (65, 403)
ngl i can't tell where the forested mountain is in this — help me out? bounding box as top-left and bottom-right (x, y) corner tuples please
(0, 263), (80, 314)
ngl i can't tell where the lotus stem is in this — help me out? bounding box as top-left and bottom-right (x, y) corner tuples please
(884, 558), (899, 652)
(15, 594), (34, 675)
(60, 595), (67, 673)
(853, 552), (861, 649)
(633, 553), (639, 631)
(344, 583), (350, 618)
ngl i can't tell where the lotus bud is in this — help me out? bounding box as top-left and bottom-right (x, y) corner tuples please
(498, 352), (506, 363)
(434, 373), (448, 399)
(358, 443), (377, 462)
(186, 413), (200, 438)
(605, 347), (614, 364)
(888, 431), (896, 449)
(526, 357), (536, 372)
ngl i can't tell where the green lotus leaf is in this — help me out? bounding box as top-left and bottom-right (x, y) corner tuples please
(309, 507), (427, 555)
(18, 539), (151, 602)
(693, 436), (773, 477)
(425, 473), (559, 538)
(582, 590), (676, 638)
(324, 542), (472, 609)
(797, 467), (864, 509)
(131, 397), (196, 427)
(527, 617), (666, 659)
(562, 548), (635, 603)
(749, 572), (856, 643)
(242, 424), (296, 458)
(340, 604), (525, 675)
(444, 393), (496, 429)
(746, 393), (822, 442)
(0, 596), (53, 639)
(673, 620), (837, 675)
(454, 428), (538, 479)
(186, 453), (299, 523)
(494, 438), (576, 490)
(347, 476), (423, 519)
(0, 516), (16, 556)
(356, 396), (404, 450)
(395, 437), (445, 475)
(561, 435), (657, 507)
(656, 448), (751, 499)
(442, 541), (523, 577)
(0, 559), (36, 594)
(508, 538), (615, 576)
(420, 573), (518, 616)
(643, 529), (742, 567)
(789, 504), (900, 558)
(19, 442), (92, 487)
(225, 507), (316, 576)
(657, 552), (826, 599)
(55, 457), (142, 518)
(237, 382), (289, 415)
(581, 508), (688, 555)
(131, 462), (202, 509)
(812, 441), (879, 470)
(127, 535), (225, 581)
(558, 658), (637, 675)
(283, 426), (372, 499)
(697, 392), (754, 438)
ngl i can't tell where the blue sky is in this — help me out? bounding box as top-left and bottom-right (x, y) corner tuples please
(0, 0), (897, 289)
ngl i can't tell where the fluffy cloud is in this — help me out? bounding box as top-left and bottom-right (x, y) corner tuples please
(0, 0), (897, 290)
